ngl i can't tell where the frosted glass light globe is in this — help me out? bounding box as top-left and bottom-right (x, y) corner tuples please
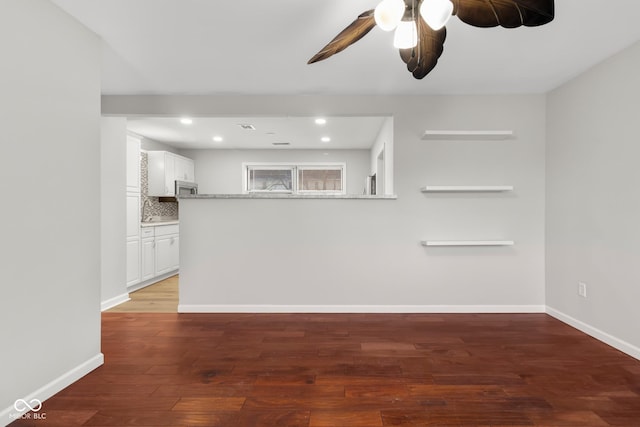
(374, 0), (405, 32)
(420, 0), (453, 31)
(393, 20), (418, 49)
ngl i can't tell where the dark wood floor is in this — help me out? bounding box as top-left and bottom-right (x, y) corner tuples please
(11, 313), (640, 426)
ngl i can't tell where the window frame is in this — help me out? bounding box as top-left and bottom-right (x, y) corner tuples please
(243, 162), (346, 195)
(297, 165), (345, 195)
(244, 164), (295, 194)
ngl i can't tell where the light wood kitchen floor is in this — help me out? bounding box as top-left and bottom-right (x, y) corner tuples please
(107, 275), (178, 313)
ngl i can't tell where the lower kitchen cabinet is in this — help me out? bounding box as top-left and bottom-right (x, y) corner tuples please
(154, 224), (179, 276)
(126, 238), (140, 286)
(141, 236), (156, 281)
(156, 234), (179, 275)
(132, 223), (179, 290)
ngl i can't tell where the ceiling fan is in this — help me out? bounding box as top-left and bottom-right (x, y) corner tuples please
(308, 0), (554, 79)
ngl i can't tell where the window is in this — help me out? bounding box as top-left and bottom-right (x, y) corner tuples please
(244, 163), (345, 194)
(298, 166), (343, 193)
(246, 166), (293, 193)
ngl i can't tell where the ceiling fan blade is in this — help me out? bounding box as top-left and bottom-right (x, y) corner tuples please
(399, 17), (447, 79)
(452, 0), (554, 28)
(308, 10), (376, 64)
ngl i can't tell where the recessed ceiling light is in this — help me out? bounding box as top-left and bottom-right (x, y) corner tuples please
(315, 118), (327, 125)
(180, 118), (193, 125)
(212, 136), (223, 142)
(321, 136), (331, 143)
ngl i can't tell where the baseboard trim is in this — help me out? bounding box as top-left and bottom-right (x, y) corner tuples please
(178, 304), (546, 314)
(1, 353), (104, 426)
(546, 306), (640, 361)
(100, 293), (130, 311)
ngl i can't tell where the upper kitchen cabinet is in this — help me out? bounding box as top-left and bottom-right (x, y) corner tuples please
(148, 151), (175, 197)
(126, 136), (141, 191)
(174, 155), (195, 183)
(147, 151), (195, 196)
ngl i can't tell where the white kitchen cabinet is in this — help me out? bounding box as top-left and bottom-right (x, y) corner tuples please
(126, 192), (141, 287)
(155, 235), (176, 275)
(126, 136), (141, 287)
(147, 151), (175, 196)
(126, 136), (141, 191)
(147, 151), (194, 196)
(174, 155), (195, 182)
(134, 224), (179, 289)
(169, 235), (179, 270)
(140, 236), (156, 281)
(154, 224), (179, 275)
(126, 193), (140, 239)
(126, 239), (140, 286)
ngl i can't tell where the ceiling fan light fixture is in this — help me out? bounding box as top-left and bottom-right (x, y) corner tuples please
(374, 0), (405, 31)
(420, 0), (453, 31)
(307, 0), (554, 80)
(393, 20), (418, 49)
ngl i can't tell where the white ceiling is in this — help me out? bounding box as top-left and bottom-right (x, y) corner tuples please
(127, 116), (388, 150)
(51, 0), (640, 96)
(50, 0), (640, 149)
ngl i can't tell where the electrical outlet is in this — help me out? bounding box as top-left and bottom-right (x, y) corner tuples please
(578, 282), (587, 298)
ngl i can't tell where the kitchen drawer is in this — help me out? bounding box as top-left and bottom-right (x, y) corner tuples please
(140, 228), (155, 238)
(155, 224), (179, 236)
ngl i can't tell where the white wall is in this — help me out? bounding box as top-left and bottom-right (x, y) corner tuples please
(101, 118), (128, 309)
(0, 1), (102, 423)
(182, 149), (370, 194)
(104, 94), (546, 311)
(546, 41), (640, 355)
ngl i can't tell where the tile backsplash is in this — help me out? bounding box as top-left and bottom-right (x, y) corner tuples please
(140, 152), (178, 220)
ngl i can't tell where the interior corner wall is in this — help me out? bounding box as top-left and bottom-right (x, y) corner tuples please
(546, 41), (640, 355)
(101, 117), (128, 308)
(0, 0), (102, 422)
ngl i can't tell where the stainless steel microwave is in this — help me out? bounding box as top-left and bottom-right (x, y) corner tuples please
(175, 180), (198, 196)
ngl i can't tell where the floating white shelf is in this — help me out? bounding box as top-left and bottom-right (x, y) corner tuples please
(421, 185), (514, 193)
(421, 240), (515, 247)
(421, 130), (514, 140)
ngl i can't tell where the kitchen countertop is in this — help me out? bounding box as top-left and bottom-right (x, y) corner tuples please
(141, 220), (179, 227)
(179, 194), (397, 200)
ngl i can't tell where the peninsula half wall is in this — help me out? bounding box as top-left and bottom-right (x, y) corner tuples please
(102, 94), (546, 312)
